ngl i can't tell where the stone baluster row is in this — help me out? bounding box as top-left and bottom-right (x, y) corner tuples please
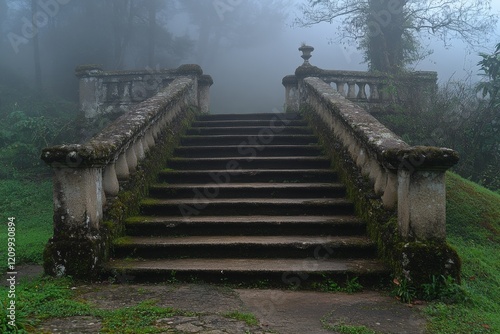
(101, 103), (182, 199)
(328, 81), (382, 102)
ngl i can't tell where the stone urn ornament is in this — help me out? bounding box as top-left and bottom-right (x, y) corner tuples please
(299, 44), (314, 65)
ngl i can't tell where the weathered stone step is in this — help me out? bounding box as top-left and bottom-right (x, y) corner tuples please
(197, 113), (300, 121)
(105, 258), (389, 286)
(186, 126), (313, 136)
(149, 182), (346, 199)
(166, 157), (331, 170)
(158, 169), (339, 184)
(174, 145), (323, 158)
(124, 215), (366, 236)
(180, 135), (318, 146)
(191, 119), (308, 127)
(113, 235), (377, 259)
(139, 198), (354, 216)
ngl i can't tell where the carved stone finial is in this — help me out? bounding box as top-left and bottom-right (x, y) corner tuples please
(299, 44), (314, 65)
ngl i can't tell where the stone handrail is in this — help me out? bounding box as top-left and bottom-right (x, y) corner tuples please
(41, 70), (212, 277)
(300, 77), (458, 241)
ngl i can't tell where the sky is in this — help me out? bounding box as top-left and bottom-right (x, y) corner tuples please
(198, 0), (500, 113)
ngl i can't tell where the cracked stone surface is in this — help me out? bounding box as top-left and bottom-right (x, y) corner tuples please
(34, 282), (426, 334)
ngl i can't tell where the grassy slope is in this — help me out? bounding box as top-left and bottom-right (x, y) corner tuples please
(0, 179), (53, 268)
(425, 172), (500, 333)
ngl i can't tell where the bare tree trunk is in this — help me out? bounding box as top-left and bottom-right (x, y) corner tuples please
(112, 0), (134, 69)
(32, 0), (42, 94)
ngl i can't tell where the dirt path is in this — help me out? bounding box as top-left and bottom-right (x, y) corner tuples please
(7, 266), (426, 333)
(36, 282), (426, 333)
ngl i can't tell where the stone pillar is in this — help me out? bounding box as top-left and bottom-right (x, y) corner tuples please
(398, 169), (447, 241)
(198, 75), (214, 113)
(44, 165), (106, 278)
(391, 147), (459, 242)
(282, 75), (299, 113)
(75, 65), (104, 119)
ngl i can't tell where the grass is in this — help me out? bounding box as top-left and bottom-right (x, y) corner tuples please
(0, 179), (53, 268)
(0, 172), (499, 333)
(0, 276), (193, 333)
(223, 311), (259, 326)
(423, 172), (500, 333)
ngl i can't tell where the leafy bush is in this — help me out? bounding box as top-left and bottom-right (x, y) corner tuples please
(377, 76), (500, 191)
(0, 86), (80, 180)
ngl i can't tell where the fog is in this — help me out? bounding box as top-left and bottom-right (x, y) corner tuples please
(1, 0), (499, 114)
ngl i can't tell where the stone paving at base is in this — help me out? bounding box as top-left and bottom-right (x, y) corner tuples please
(36, 283), (426, 334)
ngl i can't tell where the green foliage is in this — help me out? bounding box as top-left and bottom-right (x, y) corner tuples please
(391, 277), (416, 304)
(0, 276), (193, 333)
(0, 86), (80, 180)
(378, 78), (500, 192)
(0, 180), (53, 266)
(321, 318), (379, 334)
(422, 275), (467, 304)
(224, 311), (259, 326)
(478, 43), (500, 108)
(424, 172), (500, 333)
(311, 275), (363, 293)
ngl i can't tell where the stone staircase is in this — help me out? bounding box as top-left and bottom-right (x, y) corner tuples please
(107, 113), (388, 287)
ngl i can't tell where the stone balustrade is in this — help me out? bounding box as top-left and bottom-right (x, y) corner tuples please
(41, 68), (212, 277)
(76, 64), (213, 119)
(300, 77), (458, 241)
(283, 48), (437, 113)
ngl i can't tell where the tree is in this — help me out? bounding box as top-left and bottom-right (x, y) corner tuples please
(478, 42), (500, 109)
(297, 0), (498, 73)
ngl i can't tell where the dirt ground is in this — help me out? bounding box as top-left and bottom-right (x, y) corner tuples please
(10, 266), (427, 333)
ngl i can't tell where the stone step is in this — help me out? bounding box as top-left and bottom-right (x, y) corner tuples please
(149, 182), (346, 199)
(197, 113), (301, 121)
(166, 157), (331, 170)
(180, 135), (318, 146)
(186, 126), (313, 136)
(174, 145), (323, 158)
(113, 235), (377, 259)
(191, 119), (308, 127)
(124, 215), (366, 237)
(105, 258), (389, 286)
(158, 169), (339, 184)
(139, 198), (354, 216)
(106, 112), (388, 287)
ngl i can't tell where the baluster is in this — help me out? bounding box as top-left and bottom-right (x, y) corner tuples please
(357, 83), (367, 100)
(135, 139), (145, 161)
(336, 82), (345, 96)
(126, 144), (138, 172)
(369, 83), (379, 100)
(115, 152), (129, 179)
(103, 163), (119, 196)
(347, 82), (356, 99)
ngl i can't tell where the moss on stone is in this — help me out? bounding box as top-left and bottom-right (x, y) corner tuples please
(175, 64), (203, 76)
(43, 105), (199, 279)
(295, 65), (324, 78)
(300, 104), (461, 289)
